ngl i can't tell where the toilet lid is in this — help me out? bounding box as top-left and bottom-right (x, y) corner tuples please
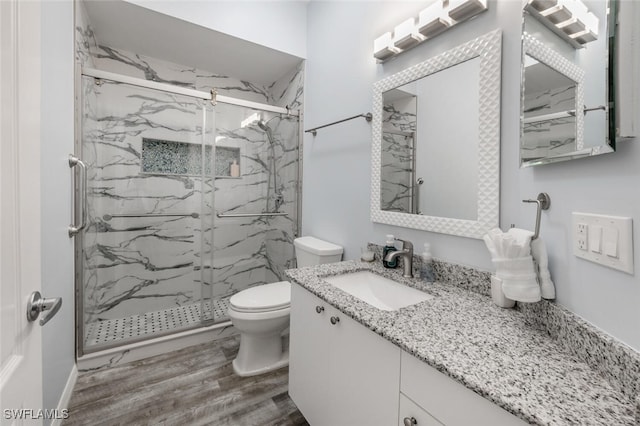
(230, 281), (291, 313)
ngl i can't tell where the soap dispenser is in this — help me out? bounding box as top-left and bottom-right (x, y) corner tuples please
(419, 243), (436, 282)
(382, 235), (398, 268)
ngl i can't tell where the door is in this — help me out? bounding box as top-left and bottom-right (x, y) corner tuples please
(0, 0), (44, 420)
(77, 75), (214, 353)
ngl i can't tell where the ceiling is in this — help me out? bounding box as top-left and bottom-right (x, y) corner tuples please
(82, 0), (303, 85)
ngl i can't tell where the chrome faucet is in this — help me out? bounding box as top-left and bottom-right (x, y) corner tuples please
(383, 238), (414, 278)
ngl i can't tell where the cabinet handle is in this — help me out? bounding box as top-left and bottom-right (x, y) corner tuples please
(403, 417), (417, 426)
(315, 305), (324, 314)
(330, 316), (340, 325)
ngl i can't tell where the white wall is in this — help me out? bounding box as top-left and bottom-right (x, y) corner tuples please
(41, 0), (75, 419)
(304, 0), (640, 351)
(124, 0), (308, 59)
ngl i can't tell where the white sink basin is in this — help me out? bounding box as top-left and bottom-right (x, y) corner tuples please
(323, 271), (433, 311)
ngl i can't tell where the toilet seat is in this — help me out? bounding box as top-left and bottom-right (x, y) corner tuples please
(230, 281), (291, 313)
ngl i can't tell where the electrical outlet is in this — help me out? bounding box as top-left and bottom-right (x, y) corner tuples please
(577, 238), (587, 251)
(577, 222), (588, 235)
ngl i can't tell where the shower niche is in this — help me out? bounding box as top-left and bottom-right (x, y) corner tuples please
(215, 146), (241, 178)
(140, 139), (242, 179)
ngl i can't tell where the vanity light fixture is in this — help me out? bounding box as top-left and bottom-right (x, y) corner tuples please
(393, 18), (425, 50)
(417, 1), (453, 38)
(526, 0), (599, 48)
(373, 0), (488, 62)
(448, 0), (488, 22)
(570, 11), (598, 44)
(374, 32), (402, 61)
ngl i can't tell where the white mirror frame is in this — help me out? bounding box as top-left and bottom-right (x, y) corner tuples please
(521, 32), (586, 167)
(371, 29), (502, 239)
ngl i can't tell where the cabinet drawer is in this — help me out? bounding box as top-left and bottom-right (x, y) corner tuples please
(401, 352), (527, 425)
(399, 393), (444, 426)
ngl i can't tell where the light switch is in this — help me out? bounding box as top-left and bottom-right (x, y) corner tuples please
(589, 225), (602, 253)
(604, 227), (619, 258)
(572, 212), (633, 274)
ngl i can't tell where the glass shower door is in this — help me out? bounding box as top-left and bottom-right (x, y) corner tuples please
(211, 103), (300, 312)
(79, 76), (214, 353)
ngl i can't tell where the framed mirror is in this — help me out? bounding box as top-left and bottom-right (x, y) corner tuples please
(520, 0), (616, 167)
(371, 29), (501, 239)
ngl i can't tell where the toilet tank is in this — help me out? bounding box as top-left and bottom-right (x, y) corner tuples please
(294, 236), (343, 267)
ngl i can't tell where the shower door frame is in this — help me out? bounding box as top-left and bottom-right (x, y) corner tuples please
(73, 67), (302, 358)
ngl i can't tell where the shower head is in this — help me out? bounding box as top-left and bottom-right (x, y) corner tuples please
(257, 119), (276, 145)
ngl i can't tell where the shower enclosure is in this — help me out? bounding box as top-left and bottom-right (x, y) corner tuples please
(74, 70), (300, 355)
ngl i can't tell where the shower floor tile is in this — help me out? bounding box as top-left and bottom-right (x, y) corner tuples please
(84, 297), (232, 347)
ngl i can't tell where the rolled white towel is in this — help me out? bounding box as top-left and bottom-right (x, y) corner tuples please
(493, 256), (541, 303)
(507, 228), (535, 257)
(531, 237), (555, 300)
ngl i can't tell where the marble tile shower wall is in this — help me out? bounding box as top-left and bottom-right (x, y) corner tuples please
(380, 98), (416, 212)
(75, 3), (96, 69)
(522, 84), (576, 159)
(76, 16), (303, 328)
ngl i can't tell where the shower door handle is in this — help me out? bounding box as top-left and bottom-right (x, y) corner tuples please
(68, 154), (87, 237)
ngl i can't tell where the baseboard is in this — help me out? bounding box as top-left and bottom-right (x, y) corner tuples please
(50, 364), (77, 426)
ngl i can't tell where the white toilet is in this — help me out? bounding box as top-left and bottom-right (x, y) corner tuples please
(228, 236), (343, 377)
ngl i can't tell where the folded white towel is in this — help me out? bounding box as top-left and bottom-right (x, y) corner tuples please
(493, 256), (542, 303)
(483, 228), (553, 304)
(531, 237), (555, 300)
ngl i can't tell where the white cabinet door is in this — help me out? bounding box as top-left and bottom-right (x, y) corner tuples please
(289, 284), (401, 426)
(328, 308), (401, 426)
(289, 284), (331, 425)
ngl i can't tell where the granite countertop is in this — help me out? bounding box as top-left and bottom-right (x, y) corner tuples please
(285, 260), (637, 426)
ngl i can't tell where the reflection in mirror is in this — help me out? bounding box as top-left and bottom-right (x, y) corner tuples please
(381, 59), (480, 220)
(380, 88), (416, 213)
(522, 55), (578, 162)
(520, 0), (615, 167)
(371, 30), (501, 239)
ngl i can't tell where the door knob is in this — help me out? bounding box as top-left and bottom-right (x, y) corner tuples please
(403, 417), (418, 426)
(315, 305), (324, 314)
(27, 291), (62, 326)
(330, 316), (340, 325)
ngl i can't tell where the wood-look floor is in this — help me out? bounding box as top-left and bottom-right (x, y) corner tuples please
(65, 335), (309, 426)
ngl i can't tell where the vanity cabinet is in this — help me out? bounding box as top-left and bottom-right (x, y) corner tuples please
(290, 283), (528, 426)
(289, 284), (401, 426)
(399, 352), (527, 426)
